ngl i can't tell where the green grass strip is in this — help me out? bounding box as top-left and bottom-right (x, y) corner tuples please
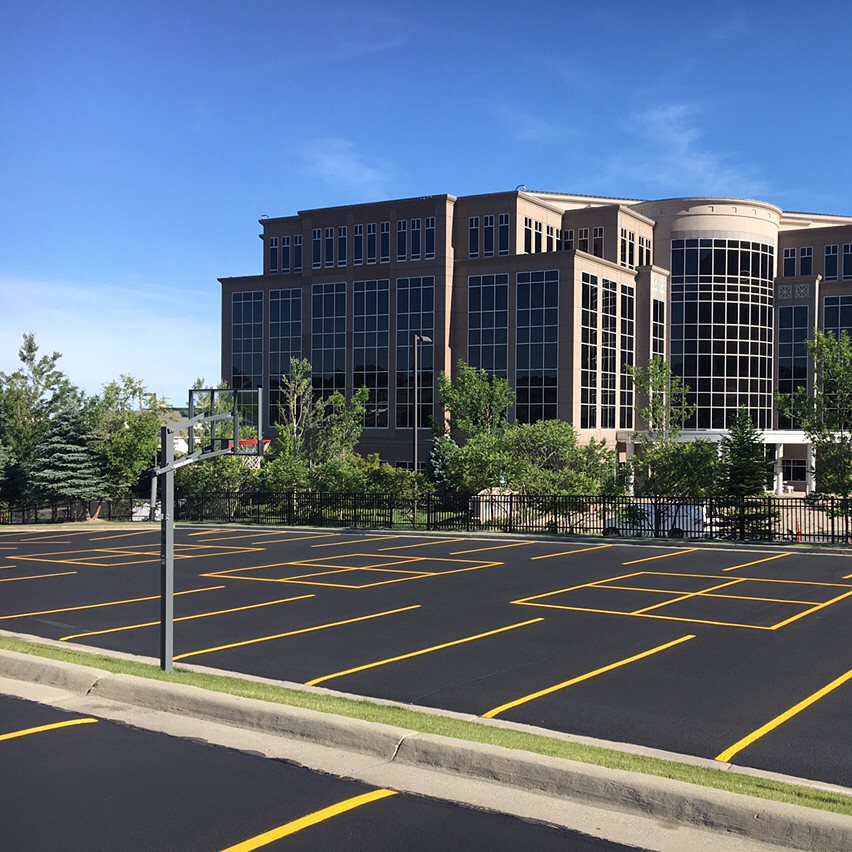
(2, 634), (851, 816)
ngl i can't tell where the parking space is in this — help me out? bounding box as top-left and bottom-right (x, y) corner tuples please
(2, 526), (852, 787)
(2, 694), (638, 852)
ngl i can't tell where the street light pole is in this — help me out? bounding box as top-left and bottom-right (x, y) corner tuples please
(412, 334), (432, 525)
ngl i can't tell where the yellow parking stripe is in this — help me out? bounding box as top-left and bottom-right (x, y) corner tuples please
(0, 585), (224, 620)
(450, 541), (533, 555)
(622, 549), (697, 565)
(723, 553), (790, 572)
(0, 718), (98, 742)
(306, 617), (543, 686)
(483, 635), (695, 718)
(59, 594), (315, 641)
(312, 536), (399, 548)
(173, 605), (421, 661)
(220, 789), (397, 851)
(716, 666), (852, 762)
(531, 544), (612, 560)
(632, 578), (745, 615)
(379, 538), (466, 551)
(0, 571), (76, 583)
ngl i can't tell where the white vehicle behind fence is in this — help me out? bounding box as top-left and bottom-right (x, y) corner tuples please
(603, 501), (711, 538)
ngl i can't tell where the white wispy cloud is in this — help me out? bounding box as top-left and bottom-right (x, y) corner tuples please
(0, 275), (220, 405)
(602, 103), (768, 198)
(298, 139), (398, 200)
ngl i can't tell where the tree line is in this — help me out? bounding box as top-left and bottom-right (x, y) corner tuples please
(4, 328), (852, 513)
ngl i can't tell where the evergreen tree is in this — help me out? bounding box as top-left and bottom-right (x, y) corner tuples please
(28, 406), (107, 515)
(717, 406), (772, 497)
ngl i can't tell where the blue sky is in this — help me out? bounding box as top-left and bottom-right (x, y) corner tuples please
(2, 0), (850, 404)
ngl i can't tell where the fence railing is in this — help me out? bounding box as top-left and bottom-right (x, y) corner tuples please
(170, 491), (852, 545)
(0, 497), (158, 524)
(5, 492), (851, 545)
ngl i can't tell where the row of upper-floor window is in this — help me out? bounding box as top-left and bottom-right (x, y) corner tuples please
(519, 220), (652, 269)
(266, 219), (438, 273)
(782, 244), (852, 280)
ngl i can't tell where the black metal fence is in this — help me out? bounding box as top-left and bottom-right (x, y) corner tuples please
(171, 491), (852, 545)
(5, 491), (852, 545)
(0, 497), (156, 524)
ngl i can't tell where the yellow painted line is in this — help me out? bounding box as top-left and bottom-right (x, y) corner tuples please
(531, 544), (612, 560)
(200, 560), (313, 578)
(306, 618), (544, 686)
(0, 585), (224, 621)
(0, 571), (76, 583)
(311, 535), (400, 547)
(716, 666), (852, 762)
(595, 584), (822, 606)
(0, 718), (98, 742)
(769, 588), (852, 630)
(632, 579), (745, 615)
(483, 634), (696, 718)
(512, 572), (644, 604)
(220, 789), (397, 851)
(379, 538), (466, 551)
(844, 573), (852, 580)
(450, 541), (533, 555)
(723, 553), (790, 572)
(511, 600), (774, 630)
(173, 605), (421, 661)
(622, 549), (697, 565)
(89, 530), (159, 541)
(59, 594), (315, 641)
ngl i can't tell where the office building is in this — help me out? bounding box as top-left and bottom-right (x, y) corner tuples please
(220, 190), (852, 493)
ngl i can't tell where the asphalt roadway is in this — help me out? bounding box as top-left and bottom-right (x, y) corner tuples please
(2, 692), (651, 852)
(2, 525), (851, 788)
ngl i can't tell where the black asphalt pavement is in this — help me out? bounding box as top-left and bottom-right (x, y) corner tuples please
(2, 525), (851, 786)
(0, 694), (643, 852)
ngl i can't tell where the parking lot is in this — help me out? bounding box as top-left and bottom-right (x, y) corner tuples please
(2, 525), (851, 787)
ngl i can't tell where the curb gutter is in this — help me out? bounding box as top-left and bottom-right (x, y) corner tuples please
(1, 649), (850, 851)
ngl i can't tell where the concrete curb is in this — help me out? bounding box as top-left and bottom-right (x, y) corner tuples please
(1, 649), (851, 851)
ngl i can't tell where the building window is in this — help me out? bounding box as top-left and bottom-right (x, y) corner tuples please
(578, 228), (589, 253)
(620, 285), (635, 429)
(268, 289), (302, 425)
(367, 223), (377, 264)
(469, 216), (479, 258)
(354, 279), (390, 428)
(563, 229), (574, 251)
(546, 225), (554, 253)
(620, 229), (636, 268)
(324, 227), (334, 268)
(424, 217), (436, 259)
(638, 235), (652, 266)
(652, 299), (665, 358)
(311, 282), (347, 398)
(354, 225), (363, 265)
(337, 226), (347, 267)
(293, 235), (302, 272)
(524, 217), (532, 254)
(824, 294), (852, 339)
(268, 237), (278, 274)
(396, 277), (435, 429)
(397, 220), (407, 262)
(843, 244), (852, 280)
(468, 274), (509, 378)
(312, 229), (321, 269)
(783, 247), (796, 277)
(777, 304), (808, 429)
(516, 270), (558, 424)
(410, 219), (421, 261)
(380, 222), (390, 263)
(483, 215), (494, 257)
(825, 244), (839, 281)
(800, 246), (813, 276)
(580, 273), (597, 429)
(601, 278), (617, 428)
(231, 291), (263, 428)
(281, 236), (290, 274)
(670, 237), (775, 429)
(498, 214), (510, 255)
(782, 459), (807, 481)
(593, 227), (604, 258)
(534, 221), (542, 253)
